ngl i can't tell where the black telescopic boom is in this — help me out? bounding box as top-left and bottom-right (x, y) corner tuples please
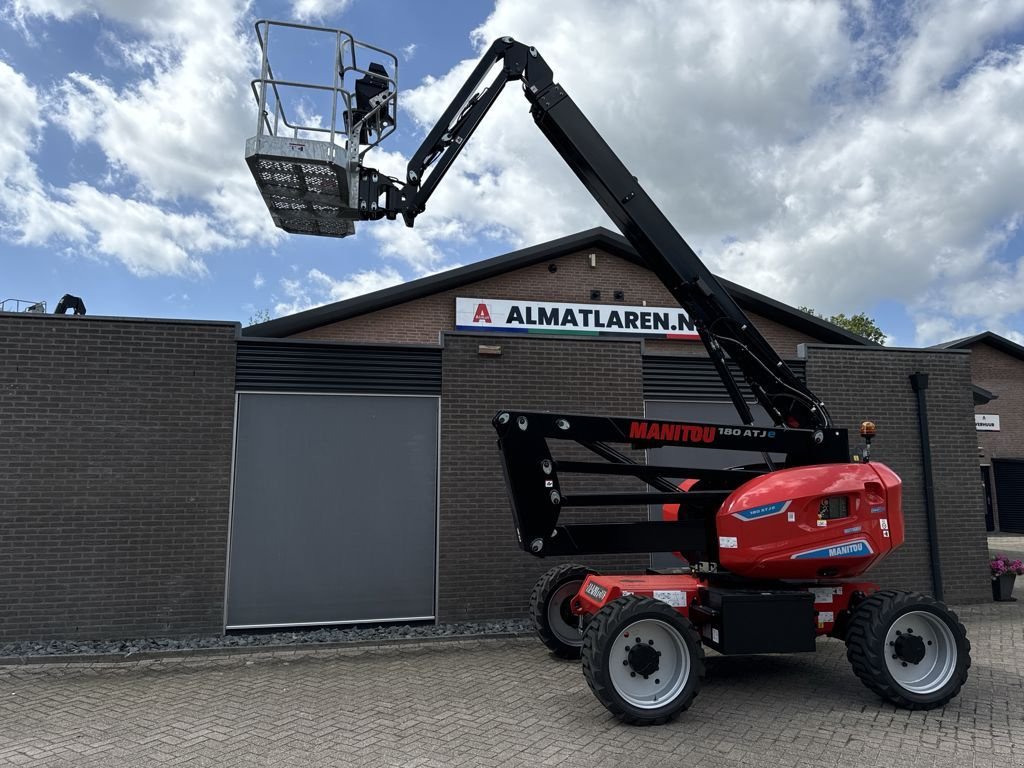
(370, 38), (831, 431)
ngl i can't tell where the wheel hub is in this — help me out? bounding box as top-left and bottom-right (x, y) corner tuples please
(627, 642), (661, 677)
(559, 596), (577, 627)
(881, 609), (958, 695)
(894, 633), (926, 665)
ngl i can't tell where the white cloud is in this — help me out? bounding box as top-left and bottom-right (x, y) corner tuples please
(1, 0), (283, 278)
(0, 60), (46, 218)
(4, 0), (1023, 345)
(402, 43), (416, 61)
(58, 183), (226, 277)
(0, 59), (229, 277)
(889, 0), (1024, 106)
(8, 0), (177, 26)
(290, 0), (352, 23)
(385, 0), (1024, 345)
(253, 272), (265, 289)
(273, 265), (403, 315)
(44, 3), (269, 223)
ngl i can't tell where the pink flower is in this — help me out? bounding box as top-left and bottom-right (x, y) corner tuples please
(989, 554), (1023, 576)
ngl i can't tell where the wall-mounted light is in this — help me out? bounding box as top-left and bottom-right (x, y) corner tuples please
(614, 290), (624, 301)
(588, 253), (597, 268)
(478, 344), (502, 357)
(590, 289), (601, 300)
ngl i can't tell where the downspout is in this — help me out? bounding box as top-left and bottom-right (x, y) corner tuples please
(909, 372), (944, 601)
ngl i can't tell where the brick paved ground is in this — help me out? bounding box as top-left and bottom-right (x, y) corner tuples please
(990, 534), (1024, 562)
(0, 602), (1020, 768)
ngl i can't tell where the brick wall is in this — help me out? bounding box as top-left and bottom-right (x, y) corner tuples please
(804, 345), (990, 602)
(0, 314), (237, 641)
(970, 343), (1023, 461)
(967, 343), (1024, 532)
(438, 333), (649, 622)
(296, 248), (823, 358)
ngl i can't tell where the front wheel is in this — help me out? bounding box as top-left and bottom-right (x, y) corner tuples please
(846, 589), (971, 709)
(581, 595), (704, 725)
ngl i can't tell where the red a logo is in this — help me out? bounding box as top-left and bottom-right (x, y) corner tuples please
(473, 303), (492, 323)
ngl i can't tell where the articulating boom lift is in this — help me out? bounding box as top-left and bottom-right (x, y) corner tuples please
(247, 22), (970, 725)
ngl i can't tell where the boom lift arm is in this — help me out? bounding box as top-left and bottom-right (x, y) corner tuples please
(247, 30), (850, 559)
(355, 38), (831, 433)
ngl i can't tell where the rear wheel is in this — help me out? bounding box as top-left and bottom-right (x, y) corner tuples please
(529, 563), (596, 659)
(581, 595), (704, 725)
(846, 589), (970, 709)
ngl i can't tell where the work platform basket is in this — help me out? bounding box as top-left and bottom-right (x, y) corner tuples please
(245, 20), (398, 237)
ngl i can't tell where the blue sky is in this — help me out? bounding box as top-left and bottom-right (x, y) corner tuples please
(1, 0), (1022, 346)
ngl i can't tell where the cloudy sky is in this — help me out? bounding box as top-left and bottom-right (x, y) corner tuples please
(1, 0), (1022, 346)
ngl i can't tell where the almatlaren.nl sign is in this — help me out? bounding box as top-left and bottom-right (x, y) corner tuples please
(455, 297), (699, 339)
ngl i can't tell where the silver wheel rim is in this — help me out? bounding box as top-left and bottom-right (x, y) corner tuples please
(609, 618), (690, 709)
(546, 581), (584, 646)
(884, 610), (957, 695)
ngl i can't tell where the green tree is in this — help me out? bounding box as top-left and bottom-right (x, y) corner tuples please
(798, 306), (886, 344)
(247, 308), (272, 326)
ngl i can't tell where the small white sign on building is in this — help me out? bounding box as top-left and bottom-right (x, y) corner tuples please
(976, 414), (1000, 432)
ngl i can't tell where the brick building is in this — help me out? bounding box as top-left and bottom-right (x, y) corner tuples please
(0, 227), (992, 641)
(935, 332), (1024, 534)
(238, 227), (990, 627)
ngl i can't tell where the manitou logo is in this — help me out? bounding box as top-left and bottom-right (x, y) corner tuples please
(791, 539), (873, 560)
(628, 421), (717, 443)
(472, 303), (492, 323)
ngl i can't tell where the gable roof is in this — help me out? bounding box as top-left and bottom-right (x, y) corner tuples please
(934, 331), (1024, 362)
(244, 226), (875, 346)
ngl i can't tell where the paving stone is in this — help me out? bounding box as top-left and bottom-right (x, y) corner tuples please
(0, 603), (1020, 767)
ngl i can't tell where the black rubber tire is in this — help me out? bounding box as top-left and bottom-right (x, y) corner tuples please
(529, 563), (597, 659)
(845, 589), (971, 710)
(581, 595), (704, 725)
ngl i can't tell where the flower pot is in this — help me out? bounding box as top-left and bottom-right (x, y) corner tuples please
(992, 573), (1017, 602)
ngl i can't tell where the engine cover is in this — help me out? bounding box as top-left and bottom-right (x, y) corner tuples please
(716, 462), (903, 579)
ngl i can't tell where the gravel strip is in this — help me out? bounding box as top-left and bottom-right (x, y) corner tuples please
(0, 619), (534, 662)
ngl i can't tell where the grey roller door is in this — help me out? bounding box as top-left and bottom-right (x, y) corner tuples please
(227, 392), (438, 628)
(993, 459), (1024, 534)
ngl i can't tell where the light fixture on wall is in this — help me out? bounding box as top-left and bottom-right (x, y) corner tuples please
(478, 344), (502, 357)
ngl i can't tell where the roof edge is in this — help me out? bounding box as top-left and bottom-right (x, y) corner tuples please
(243, 227), (636, 338)
(934, 331), (1024, 362)
(245, 227), (871, 347)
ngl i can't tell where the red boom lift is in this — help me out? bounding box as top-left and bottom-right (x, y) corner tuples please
(246, 22), (970, 725)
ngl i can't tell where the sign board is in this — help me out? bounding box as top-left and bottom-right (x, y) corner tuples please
(976, 414), (1000, 432)
(455, 297), (699, 339)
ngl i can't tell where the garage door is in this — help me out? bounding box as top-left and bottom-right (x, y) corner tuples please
(227, 340), (442, 629)
(227, 393), (438, 628)
(993, 458), (1024, 534)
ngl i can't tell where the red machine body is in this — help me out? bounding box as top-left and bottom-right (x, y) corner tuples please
(716, 461), (904, 579)
(573, 462), (903, 639)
